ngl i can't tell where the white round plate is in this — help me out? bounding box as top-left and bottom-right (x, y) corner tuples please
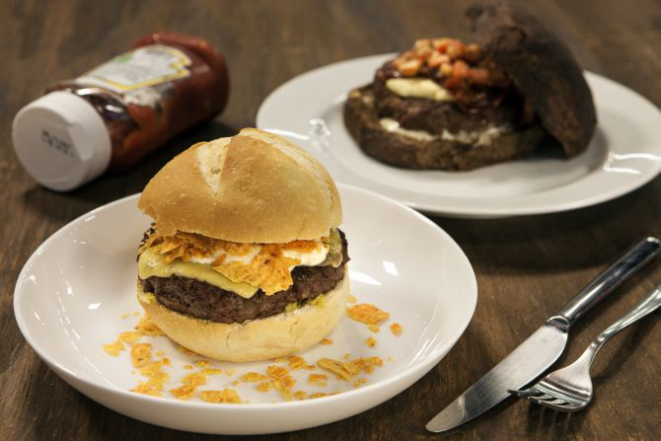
(14, 184), (477, 435)
(257, 54), (661, 218)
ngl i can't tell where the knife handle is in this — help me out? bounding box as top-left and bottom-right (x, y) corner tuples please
(556, 237), (660, 326)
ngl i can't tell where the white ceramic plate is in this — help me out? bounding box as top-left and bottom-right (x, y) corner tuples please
(14, 184), (477, 435)
(257, 54), (661, 218)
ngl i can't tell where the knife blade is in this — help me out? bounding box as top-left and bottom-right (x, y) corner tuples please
(426, 237), (660, 433)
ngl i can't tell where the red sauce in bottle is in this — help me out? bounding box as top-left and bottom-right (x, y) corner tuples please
(48, 31), (230, 172)
(12, 31), (231, 191)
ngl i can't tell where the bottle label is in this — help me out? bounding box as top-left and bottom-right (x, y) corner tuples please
(76, 45), (191, 93)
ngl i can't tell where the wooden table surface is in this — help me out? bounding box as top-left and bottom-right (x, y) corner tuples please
(2, 0), (661, 439)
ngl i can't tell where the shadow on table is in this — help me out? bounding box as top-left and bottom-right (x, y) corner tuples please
(428, 180), (660, 274)
(20, 120), (237, 225)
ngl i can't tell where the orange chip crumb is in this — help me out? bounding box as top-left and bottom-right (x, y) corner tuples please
(183, 365), (193, 370)
(294, 391), (308, 400)
(317, 358), (360, 381)
(321, 338), (333, 345)
(307, 392), (329, 399)
(103, 340), (125, 356)
(232, 380), (239, 386)
(200, 389), (242, 404)
(390, 323), (403, 336)
(131, 361), (169, 396)
(130, 343), (152, 367)
(131, 382), (162, 397)
(182, 373), (206, 387)
(365, 336), (377, 348)
(170, 384), (196, 400)
(135, 316), (165, 336)
(156, 350), (165, 357)
(119, 331), (142, 344)
(308, 374), (329, 387)
(342, 353), (351, 360)
(161, 357), (171, 366)
(241, 372), (269, 382)
(272, 379), (293, 401)
(354, 356), (383, 374)
(347, 294), (357, 304)
(256, 381), (274, 392)
(121, 313), (130, 319)
(368, 324), (379, 333)
(194, 360), (210, 367)
(289, 355), (314, 371)
(202, 368), (223, 375)
(347, 303), (389, 325)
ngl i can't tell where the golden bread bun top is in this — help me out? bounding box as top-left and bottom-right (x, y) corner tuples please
(138, 128), (342, 243)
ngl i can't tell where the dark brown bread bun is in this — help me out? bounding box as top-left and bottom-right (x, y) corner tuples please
(467, 0), (597, 156)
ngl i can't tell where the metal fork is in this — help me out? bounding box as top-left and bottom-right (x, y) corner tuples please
(511, 284), (661, 411)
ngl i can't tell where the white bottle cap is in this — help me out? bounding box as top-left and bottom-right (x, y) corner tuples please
(12, 91), (112, 191)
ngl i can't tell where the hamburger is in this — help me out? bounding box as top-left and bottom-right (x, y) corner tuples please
(343, 0), (597, 171)
(136, 128), (349, 362)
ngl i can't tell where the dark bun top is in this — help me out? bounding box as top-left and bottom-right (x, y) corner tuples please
(467, 0), (597, 156)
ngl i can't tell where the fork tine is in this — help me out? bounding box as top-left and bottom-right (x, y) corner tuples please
(508, 387), (543, 398)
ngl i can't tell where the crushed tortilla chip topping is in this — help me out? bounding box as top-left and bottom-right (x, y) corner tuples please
(194, 360), (210, 367)
(142, 228), (331, 295)
(318, 356), (383, 380)
(264, 365), (297, 401)
(200, 389), (242, 404)
(135, 316), (165, 336)
(347, 294), (357, 304)
(256, 382), (273, 392)
(390, 323), (403, 336)
(368, 324), (380, 333)
(183, 365), (194, 370)
(202, 368), (223, 375)
(130, 343), (152, 367)
(182, 373), (207, 387)
(103, 340), (125, 356)
(317, 358), (360, 381)
(354, 357), (383, 374)
(289, 355), (315, 371)
(294, 391), (308, 400)
(131, 361), (169, 396)
(122, 332), (141, 343)
(308, 374), (329, 387)
(170, 373), (207, 400)
(307, 392), (330, 399)
(321, 338), (333, 345)
(347, 303), (390, 325)
(241, 372), (269, 382)
(365, 336), (377, 348)
(170, 384), (196, 400)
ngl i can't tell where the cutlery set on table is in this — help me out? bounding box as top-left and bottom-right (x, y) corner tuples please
(428, 237), (661, 433)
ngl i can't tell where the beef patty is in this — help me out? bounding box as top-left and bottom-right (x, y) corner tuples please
(140, 230), (349, 324)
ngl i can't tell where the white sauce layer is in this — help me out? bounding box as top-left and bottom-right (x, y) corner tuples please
(188, 239), (329, 268)
(386, 78), (454, 102)
(441, 125), (509, 147)
(379, 118), (438, 142)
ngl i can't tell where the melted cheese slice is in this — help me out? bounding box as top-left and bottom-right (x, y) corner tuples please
(138, 247), (258, 298)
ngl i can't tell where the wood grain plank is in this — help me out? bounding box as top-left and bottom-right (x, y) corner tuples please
(1, 0), (660, 440)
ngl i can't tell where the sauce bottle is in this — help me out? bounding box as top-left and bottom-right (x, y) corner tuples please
(12, 31), (229, 191)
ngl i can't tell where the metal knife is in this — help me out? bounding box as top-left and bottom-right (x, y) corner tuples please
(426, 237), (660, 433)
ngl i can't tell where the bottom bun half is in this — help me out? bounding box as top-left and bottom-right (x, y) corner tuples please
(137, 274), (350, 362)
